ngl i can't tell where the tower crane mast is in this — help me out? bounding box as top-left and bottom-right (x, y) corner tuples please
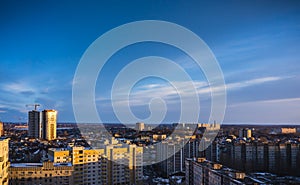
(26, 104), (40, 111)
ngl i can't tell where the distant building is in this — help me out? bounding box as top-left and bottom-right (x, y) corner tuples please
(9, 162), (74, 185)
(136, 122), (145, 131)
(219, 142), (300, 176)
(155, 123), (220, 177)
(42, 110), (57, 140)
(185, 158), (260, 185)
(156, 141), (185, 177)
(27, 109), (58, 140)
(238, 128), (252, 138)
(0, 138), (9, 185)
(186, 157), (300, 185)
(281, 127), (296, 134)
(156, 138), (203, 177)
(28, 110), (41, 138)
(197, 123), (221, 131)
(153, 134), (167, 141)
(0, 122), (4, 136)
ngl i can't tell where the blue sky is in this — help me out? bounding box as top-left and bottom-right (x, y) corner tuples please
(0, 1), (300, 124)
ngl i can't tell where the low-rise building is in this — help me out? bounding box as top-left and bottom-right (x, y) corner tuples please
(9, 161), (74, 185)
(281, 127), (296, 134)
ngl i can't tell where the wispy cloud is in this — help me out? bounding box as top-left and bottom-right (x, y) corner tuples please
(194, 76), (287, 97)
(107, 81), (206, 106)
(97, 76), (288, 108)
(0, 82), (37, 112)
(0, 80), (65, 113)
(225, 76), (287, 90)
(229, 97), (300, 108)
(3, 82), (35, 94)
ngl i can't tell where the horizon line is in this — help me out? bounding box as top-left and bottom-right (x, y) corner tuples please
(2, 121), (300, 126)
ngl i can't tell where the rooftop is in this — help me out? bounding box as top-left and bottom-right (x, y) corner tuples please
(10, 162), (72, 168)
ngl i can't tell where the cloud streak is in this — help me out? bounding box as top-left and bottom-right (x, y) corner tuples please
(97, 76), (288, 108)
(229, 97), (300, 108)
(0, 80), (66, 113)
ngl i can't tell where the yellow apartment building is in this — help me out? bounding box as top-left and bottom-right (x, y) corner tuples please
(0, 138), (9, 185)
(9, 161), (74, 185)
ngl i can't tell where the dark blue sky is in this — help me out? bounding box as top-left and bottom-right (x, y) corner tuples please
(0, 1), (299, 124)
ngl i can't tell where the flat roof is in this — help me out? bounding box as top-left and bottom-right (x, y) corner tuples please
(10, 162), (72, 168)
(48, 148), (69, 151)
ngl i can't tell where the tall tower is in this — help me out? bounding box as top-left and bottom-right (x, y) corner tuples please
(42, 110), (57, 140)
(239, 128), (252, 138)
(0, 122), (4, 136)
(246, 128), (252, 138)
(136, 122), (145, 131)
(28, 110), (41, 138)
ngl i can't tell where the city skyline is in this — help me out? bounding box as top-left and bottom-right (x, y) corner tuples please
(0, 1), (300, 124)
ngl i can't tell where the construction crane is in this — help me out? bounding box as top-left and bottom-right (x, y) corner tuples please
(26, 104), (40, 111)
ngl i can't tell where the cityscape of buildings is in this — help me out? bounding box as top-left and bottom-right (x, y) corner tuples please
(1, 1), (299, 185)
(0, 107), (300, 184)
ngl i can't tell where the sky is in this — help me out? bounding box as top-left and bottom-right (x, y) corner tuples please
(0, 0), (300, 124)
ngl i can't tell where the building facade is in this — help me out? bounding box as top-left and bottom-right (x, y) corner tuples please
(71, 146), (107, 185)
(42, 110), (57, 140)
(48, 141), (143, 185)
(105, 144), (143, 184)
(48, 148), (71, 163)
(238, 128), (252, 138)
(156, 136), (204, 177)
(219, 142), (300, 176)
(27, 109), (58, 140)
(9, 161), (74, 185)
(185, 158), (249, 185)
(0, 122), (4, 136)
(281, 127), (296, 134)
(28, 110), (41, 138)
(136, 122), (145, 131)
(0, 138), (9, 185)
